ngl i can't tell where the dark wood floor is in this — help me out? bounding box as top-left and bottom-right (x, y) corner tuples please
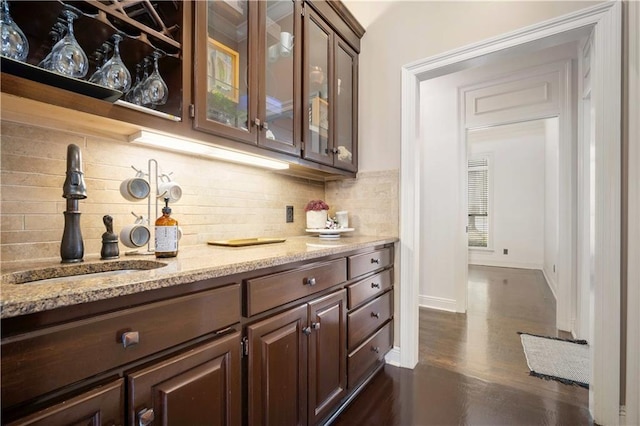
(333, 265), (592, 425)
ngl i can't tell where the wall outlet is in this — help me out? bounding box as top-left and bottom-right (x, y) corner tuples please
(286, 205), (294, 223)
(503, 248), (508, 255)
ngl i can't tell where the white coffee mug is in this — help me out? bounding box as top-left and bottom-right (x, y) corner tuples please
(157, 181), (182, 203)
(280, 32), (293, 57)
(336, 211), (349, 228)
(120, 223), (151, 248)
(120, 176), (150, 201)
(268, 44), (279, 63)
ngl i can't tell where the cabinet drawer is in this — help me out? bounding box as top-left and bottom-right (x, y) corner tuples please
(347, 268), (393, 309)
(347, 291), (392, 350)
(245, 258), (346, 316)
(1, 284), (240, 409)
(347, 321), (392, 389)
(348, 247), (392, 279)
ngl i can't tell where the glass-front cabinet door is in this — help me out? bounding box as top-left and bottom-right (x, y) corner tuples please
(194, 0), (301, 155)
(303, 8), (332, 166)
(194, 0), (257, 144)
(333, 38), (357, 172)
(259, 0), (301, 154)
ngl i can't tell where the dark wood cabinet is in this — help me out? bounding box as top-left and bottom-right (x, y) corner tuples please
(127, 331), (241, 426)
(247, 304), (309, 426)
(246, 289), (347, 426)
(6, 379), (124, 426)
(193, 0), (303, 157)
(308, 290), (347, 425)
(302, 5), (358, 172)
(1, 244), (394, 426)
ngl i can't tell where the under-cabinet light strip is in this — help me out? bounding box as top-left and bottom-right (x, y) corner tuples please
(129, 130), (289, 170)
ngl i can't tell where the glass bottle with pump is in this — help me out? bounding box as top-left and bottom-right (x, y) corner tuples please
(155, 198), (178, 258)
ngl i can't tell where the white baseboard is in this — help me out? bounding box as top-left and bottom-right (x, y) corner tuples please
(419, 295), (457, 312)
(385, 346), (401, 366)
(468, 259), (543, 270)
(541, 268), (558, 301)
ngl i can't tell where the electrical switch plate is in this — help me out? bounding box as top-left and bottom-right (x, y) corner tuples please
(286, 205), (294, 223)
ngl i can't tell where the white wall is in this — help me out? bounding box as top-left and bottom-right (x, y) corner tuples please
(417, 46), (575, 311)
(342, 0), (602, 172)
(543, 118), (561, 295)
(468, 121), (547, 270)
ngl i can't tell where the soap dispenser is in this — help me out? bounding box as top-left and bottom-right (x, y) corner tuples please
(155, 198), (178, 258)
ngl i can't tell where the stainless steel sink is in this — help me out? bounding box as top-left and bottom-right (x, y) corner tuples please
(2, 259), (167, 285)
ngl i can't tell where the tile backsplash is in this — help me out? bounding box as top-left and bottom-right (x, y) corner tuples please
(0, 120), (399, 264)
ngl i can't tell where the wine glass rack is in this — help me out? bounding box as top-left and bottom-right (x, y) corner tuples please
(4, 0), (182, 118)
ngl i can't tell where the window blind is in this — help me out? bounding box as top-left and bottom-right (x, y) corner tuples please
(468, 157), (489, 248)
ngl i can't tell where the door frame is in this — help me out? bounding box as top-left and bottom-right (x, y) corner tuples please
(399, 2), (621, 424)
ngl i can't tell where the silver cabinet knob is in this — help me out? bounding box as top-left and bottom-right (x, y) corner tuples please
(371, 346), (380, 354)
(122, 331), (140, 348)
(302, 326), (312, 335)
(311, 322), (321, 330)
(305, 277), (317, 286)
(138, 408), (154, 426)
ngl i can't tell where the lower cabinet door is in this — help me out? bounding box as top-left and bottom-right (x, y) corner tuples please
(6, 379), (124, 426)
(127, 331), (241, 426)
(247, 305), (308, 426)
(308, 290), (347, 425)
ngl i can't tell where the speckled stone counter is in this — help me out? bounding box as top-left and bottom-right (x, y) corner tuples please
(0, 235), (398, 319)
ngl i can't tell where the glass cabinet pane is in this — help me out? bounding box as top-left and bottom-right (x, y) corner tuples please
(307, 17), (330, 159)
(264, 0), (295, 145)
(335, 42), (355, 168)
(206, 0), (249, 131)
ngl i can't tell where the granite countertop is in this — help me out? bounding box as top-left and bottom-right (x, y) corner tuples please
(0, 235), (398, 319)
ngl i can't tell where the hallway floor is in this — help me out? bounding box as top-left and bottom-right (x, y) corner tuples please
(333, 265), (592, 425)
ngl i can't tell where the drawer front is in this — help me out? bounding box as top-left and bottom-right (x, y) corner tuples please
(1, 284), (240, 409)
(245, 258), (347, 316)
(348, 321), (392, 389)
(348, 291), (392, 350)
(347, 268), (393, 309)
(348, 247), (392, 279)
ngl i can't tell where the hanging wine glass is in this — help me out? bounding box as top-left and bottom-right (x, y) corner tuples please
(142, 50), (168, 106)
(98, 33), (131, 91)
(48, 6), (88, 78)
(125, 62), (142, 103)
(88, 42), (111, 84)
(134, 57), (151, 106)
(38, 21), (66, 69)
(0, 0), (29, 61)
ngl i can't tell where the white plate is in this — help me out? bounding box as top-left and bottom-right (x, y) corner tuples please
(306, 228), (354, 239)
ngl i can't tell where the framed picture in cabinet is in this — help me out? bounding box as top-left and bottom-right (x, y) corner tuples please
(208, 38), (240, 102)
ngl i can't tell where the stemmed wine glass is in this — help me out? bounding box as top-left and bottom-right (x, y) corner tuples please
(0, 0), (29, 61)
(99, 33), (131, 91)
(125, 62), (143, 103)
(142, 50), (168, 106)
(38, 21), (66, 69)
(47, 6), (88, 78)
(88, 42), (111, 84)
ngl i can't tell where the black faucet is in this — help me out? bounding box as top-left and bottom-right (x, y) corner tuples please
(61, 144), (87, 263)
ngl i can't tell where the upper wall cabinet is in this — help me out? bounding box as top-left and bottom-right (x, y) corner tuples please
(303, 5), (358, 172)
(193, 0), (302, 156)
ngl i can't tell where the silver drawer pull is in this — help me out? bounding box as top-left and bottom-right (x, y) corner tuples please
(122, 331), (140, 348)
(311, 322), (321, 330)
(302, 326), (312, 335)
(371, 346), (380, 354)
(371, 282), (381, 289)
(305, 277), (317, 286)
(371, 312), (380, 319)
(138, 408), (154, 426)
(370, 258), (380, 264)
